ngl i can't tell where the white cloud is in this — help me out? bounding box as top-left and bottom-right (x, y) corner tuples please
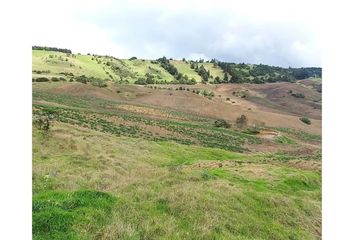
(31, 0), (322, 67)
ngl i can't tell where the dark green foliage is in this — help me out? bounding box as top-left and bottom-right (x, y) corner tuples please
(214, 76), (222, 83)
(174, 73), (196, 85)
(74, 75), (107, 87)
(34, 77), (50, 82)
(32, 46), (72, 54)
(299, 117), (311, 125)
(196, 65), (209, 82)
(157, 56), (179, 76)
(291, 93), (305, 98)
(135, 78), (148, 85)
(59, 72), (74, 77)
(129, 56), (137, 60)
(75, 75), (88, 84)
(223, 72), (229, 82)
(33, 70), (51, 74)
(214, 119), (231, 128)
(217, 61), (321, 84)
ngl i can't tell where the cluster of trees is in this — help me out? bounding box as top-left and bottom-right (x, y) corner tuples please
(175, 73), (197, 84)
(149, 57), (196, 84)
(32, 46), (72, 54)
(213, 114), (248, 129)
(156, 57), (178, 76)
(216, 60), (322, 84)
(75, 75), (107, 87)
(292, 67), (322, 79)
(190, 63), (211, 82)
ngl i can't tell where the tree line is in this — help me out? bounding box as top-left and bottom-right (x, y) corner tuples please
(32, 46), (72, 54)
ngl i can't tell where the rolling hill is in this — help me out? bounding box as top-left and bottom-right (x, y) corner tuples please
(32, 47), (322, 85)
(32, 47), (322, 239)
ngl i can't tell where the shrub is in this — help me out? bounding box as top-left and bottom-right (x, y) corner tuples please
(35, 77), (49, 82)
(201, 170), (215, 180)
(91, 78), (107, 88)
(75, 75), (88, 84)
(299, 117), (311, 125)
(291, 93), (305, 98)
(33, 115), (51, 131)
(214, 119), (231, 128)
(51, 77), (60, 82)
(236, 114), (248, 129)
(129, 56), (137, 60)
(242, 127), (260, 135)
(134, 78), (148, 85)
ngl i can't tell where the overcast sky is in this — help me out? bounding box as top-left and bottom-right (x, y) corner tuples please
(32, 0), (322, 67)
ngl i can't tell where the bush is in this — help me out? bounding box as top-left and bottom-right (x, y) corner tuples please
(51, 77), (60, 82)
(236, 114), (248, 129)
(91, 78), (107, 88)
(35, 77), (49, 82)
(299, 117), (311, 125)
(134, 78), (148, 85)
(75, 75), (88, 84)
(214, 119), (231, 128)
(291, 93), (305, 98)
(242, 127), (260, 135)
(33, 115), (51, 131)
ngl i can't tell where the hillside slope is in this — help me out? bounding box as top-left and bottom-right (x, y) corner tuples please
(32, 48), (322, 85)
(32, 47), (322, 239)
(33, 81), (321, 239)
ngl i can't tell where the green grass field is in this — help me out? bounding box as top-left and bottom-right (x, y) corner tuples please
(170, 60), (203, 82)
(32, 81), (321, 239)
(33, 123), (321, 239)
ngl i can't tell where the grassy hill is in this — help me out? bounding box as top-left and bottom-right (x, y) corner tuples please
(32, 47), (322, 239)
(32, 48), (322, 85)
(32, 80), (321, 239)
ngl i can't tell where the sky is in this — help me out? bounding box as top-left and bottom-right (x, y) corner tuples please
(31, 0), (322, 67)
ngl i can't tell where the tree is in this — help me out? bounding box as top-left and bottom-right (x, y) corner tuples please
(156, 57), (179, 76)
(198, 65), (209, 82)
(214, 119), (231, 128)
(223, 72), (229, 82)
(134, 78), (147, 85)
(299, 117), (311, 125)
(214, 76), (221, 83)
(33, 115), (51, 132)
(236, 114), (248, 129)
